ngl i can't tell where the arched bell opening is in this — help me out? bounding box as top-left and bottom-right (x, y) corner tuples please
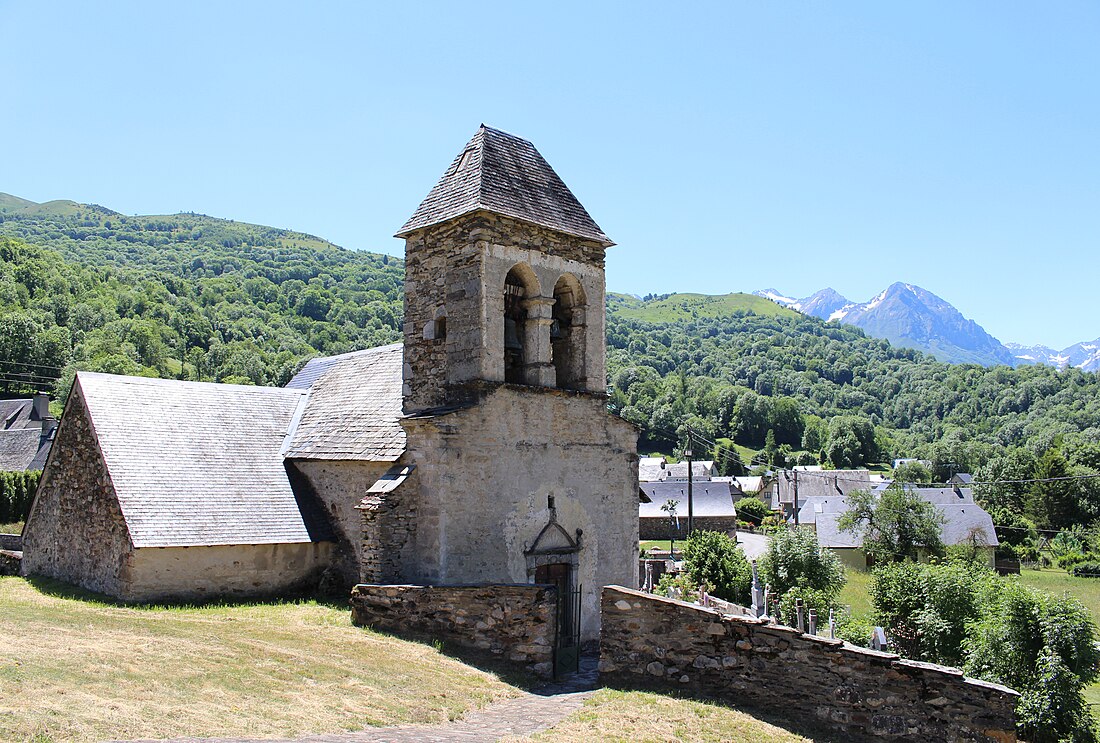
(551, 274), (587, 390)
(504, 264), (539, 384)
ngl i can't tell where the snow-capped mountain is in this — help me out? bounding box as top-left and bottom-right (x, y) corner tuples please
(1007, 339), (1100, 373)
(755, 283), (1016, 366)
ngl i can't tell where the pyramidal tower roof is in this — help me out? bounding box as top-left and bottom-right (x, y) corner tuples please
(397, 125), (613, 246)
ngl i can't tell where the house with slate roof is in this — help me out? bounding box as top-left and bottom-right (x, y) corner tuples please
(22, 125), (640, 640)
(0, 393), (56, 472)
(797, 482), (998, 569)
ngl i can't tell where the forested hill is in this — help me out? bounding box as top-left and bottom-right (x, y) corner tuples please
(1, 195), (1098, 506)
(606, 293), (1100, 479)
(0, 196), (403, 389)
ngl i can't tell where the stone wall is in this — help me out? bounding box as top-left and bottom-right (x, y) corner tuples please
(0, 533), (21, 551)
(402, 211), (608, 412)
(358, 465), (419, 583)
(398, 385), (638, 642)
(599, 586), (1018, 742)
(639, 516), (739, 541)
(121, 542), (334, 602)
(21, 384), (133, 597)
(289, 458), (393, 586)
(350, 583), (557, 678)
(0, 549), (20, 576)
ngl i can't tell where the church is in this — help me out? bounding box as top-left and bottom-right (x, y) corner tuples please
(21, 125), (640, 644)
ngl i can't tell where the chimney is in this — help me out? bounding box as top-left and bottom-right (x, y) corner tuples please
(32, 392), (49, 421)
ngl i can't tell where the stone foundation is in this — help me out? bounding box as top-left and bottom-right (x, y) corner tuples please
(351, 583), (557, 678)
(599, 586), (1018, 742)
(0, 550), (20, 576)
(639, 516), (738, 540)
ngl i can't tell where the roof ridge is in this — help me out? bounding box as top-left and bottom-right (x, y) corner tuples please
(77, 371), (305, 395)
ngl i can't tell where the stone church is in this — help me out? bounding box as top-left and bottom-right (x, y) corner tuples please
(22, 125), (639, 642)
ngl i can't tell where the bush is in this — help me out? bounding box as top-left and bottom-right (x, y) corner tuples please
(761, 527), (846, 624)
(1071, 563), (1100, 578)
(734, 497), (769, 524)
(679, 530), (752, 604)
(0, 470), (40, 524)
(834, 612), (874, 646)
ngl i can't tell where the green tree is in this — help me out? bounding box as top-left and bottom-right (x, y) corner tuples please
(838, 485), (945, 562)
(679, 530), (752, 604)
(761, 527), (845, 624)
(893, 460), (933, 484)
(734, 497), (769, 524)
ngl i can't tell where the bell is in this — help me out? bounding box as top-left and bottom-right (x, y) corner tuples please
(504, 317), (523, 350)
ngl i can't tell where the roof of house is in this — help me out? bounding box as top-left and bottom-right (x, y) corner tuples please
(286, 347), (394, 389)
(283, 344), (405, 462)
(0, 429), (44, 471)
(735, 476), (764, 494)
(776, 469), (874, 503)
(806, 487), (998, 549)
(639, 480), (736, 519)
(664, 460), (716, 480)
(950, 473), (974, 485)
(396, 125), (612, 246)
(75, 372), (328, 549)
(638, 456), (667, 482)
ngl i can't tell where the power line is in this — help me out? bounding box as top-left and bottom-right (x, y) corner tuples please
(0, 358), (67, 372)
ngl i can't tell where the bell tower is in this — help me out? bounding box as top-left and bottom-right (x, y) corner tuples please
(396, 125), (615, 414)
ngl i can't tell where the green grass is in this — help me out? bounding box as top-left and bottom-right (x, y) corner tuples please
(836, 567), (873, 622)
(1017, 567), (1100, 620)
(609, 292), (800, 323)
(0, 576), (515, 741)
(0, 521), (23, 534)
(513, 689), (824, 742)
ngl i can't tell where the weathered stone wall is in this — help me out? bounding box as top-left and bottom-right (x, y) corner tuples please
(639, 517), (738, 540)
(599, 586), (1018, 742)
(359, 464), (419, 584)
(21, 384), (132, 597)
(0, 533), (21, 551)
(399, 385), (638, 642)
(402, 211), (608, 412)
(0, 549), (20, 576)
(351, 583), (557, 678)
(121, 542), (334, 602)
(289, 458), (393, 586)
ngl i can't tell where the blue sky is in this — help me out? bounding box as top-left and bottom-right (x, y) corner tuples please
(2, 2), (1097, 348)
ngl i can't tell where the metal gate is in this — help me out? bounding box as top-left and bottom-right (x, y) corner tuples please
(554, 584), (581, 678)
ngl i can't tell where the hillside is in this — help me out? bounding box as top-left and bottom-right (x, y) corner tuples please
(609, 292), (799, 323)
(0, 194), (403, 391)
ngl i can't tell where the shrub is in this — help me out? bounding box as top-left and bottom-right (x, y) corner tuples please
(761, 527), (846, 624)
(734, 497), (770, 524)
(679, 530), (752, 604)
(0, 470), (40, 524)
(1071, 563), (1100, 578)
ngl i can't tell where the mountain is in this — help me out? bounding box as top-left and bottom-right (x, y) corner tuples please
(1006, 340), (1100, 373)
(755, 283), (1016, 366)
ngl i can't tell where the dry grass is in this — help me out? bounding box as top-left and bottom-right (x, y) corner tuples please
(0, 576), (517, 742)
(510, 689), (826, 742)
(0, 521), (22, 534)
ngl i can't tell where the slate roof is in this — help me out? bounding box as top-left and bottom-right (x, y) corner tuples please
(284, 344), (405, 462)
(0, 429), (43, 471)
(76, 372), (325, 548)
(638, 456), (668, 482)
(776, 469), (875, 504)
(396, 125), (613, 246)
(639, 481), (736, 519)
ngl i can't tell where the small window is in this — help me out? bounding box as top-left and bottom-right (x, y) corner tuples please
(434, 316), (447, 341)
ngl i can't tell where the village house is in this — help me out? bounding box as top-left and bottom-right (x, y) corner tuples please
(638, 479), (737, 540)
(796, 478), (998, 569)
(0, 393), (56, 472)
(21, 124), (639, 650)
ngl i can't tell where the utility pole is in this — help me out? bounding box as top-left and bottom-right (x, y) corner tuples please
(686, 434), (694, 538)
(792, 468), (799, 526)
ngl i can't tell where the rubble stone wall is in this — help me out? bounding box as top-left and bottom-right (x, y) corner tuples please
(351, 583), (557, 678)
(639, 516), (738, 540)
(599, 586), (1018, 743)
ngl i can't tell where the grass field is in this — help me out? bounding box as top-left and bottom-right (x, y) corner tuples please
(514, 689), (827, 742)
(0, 521), (22, 534)
(0, 576), (515, 742)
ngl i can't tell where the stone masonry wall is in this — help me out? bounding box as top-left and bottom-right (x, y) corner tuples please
(350, 583), (557, 678)
(358, 466), (419, 584)
(599, 586), (1018, 743)
(21, 382), (132, 597)
(289, 458), (393, 587)
(639, 516), (739, 541)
